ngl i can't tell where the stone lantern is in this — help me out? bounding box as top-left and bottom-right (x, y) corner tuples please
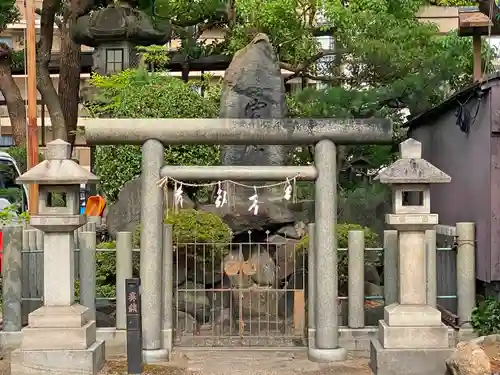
(71, 2), (170, 75)
(10, 139), (104, 375)
(370, 138), (453, 375)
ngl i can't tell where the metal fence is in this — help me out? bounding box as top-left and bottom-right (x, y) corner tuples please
(1, 222), (476, 348)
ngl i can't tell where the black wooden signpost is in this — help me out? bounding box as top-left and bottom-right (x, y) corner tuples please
(126, 278), (143, 374)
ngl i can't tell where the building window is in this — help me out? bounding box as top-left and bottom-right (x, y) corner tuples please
(0, 136), (14, 147)
(105, 48), (124, 74)
(0, 37), (13, 48)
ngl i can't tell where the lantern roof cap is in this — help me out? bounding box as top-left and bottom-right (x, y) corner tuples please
(375, 138), (451, 184)
(16, 139), (99, 185)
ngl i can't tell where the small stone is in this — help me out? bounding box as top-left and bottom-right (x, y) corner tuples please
(445, 341), (491, 375)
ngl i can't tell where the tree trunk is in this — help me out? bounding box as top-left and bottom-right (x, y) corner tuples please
(58, 19), (81, 147)
(0, 45), (27, 146)
(37, 0), (67, 141)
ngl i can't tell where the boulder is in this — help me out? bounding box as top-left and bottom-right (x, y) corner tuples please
(268, 234), (302, 281)
(446, 341), (491, 375)
(277, 268), (306, 319)
(206, 274), (232, 310)
(248, 250), (276, 286)
(231, 285), (283, 319)
(199, 200), (296, 236)
(175, 311), (198, 334)
(175, 280), (211, 324)
(365, 282), (383, 297)
(105, 177), (194, 238)
(276, 222), (307, 239)
(212, 308), (232, 335)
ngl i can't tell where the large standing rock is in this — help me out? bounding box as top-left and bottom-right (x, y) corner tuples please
(106, 177), (194, 238)
(211, 33), (297, 234)
(445, 341), (491, 375)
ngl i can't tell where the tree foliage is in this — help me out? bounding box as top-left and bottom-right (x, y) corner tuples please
(88, 69), (220, 202)
(427, 0), (475, 5)
(0, 0), (19, 31)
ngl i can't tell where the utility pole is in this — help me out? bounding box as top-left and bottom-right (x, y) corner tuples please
(25, 0), (39, 215)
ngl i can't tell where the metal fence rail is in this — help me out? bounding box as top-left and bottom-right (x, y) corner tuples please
(1, 222), (476, 348)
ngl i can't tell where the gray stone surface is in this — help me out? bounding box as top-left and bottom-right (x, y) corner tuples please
(370, 339), (453, 375)
(308, 347), (348, 362)
(219, 33), (287, 167)
(214, 33), (296, 235)
(3, 225), (23, 332)
(11, 340), (105, 375)
(106, 176), (194, 238)
(376, 139), (451, 184)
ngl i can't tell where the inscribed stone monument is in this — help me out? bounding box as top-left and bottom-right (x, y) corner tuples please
(202, 33), (298, 238)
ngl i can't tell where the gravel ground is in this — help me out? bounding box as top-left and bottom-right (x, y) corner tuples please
(100, 350), (371, 375)
(0, 349), (371, 375)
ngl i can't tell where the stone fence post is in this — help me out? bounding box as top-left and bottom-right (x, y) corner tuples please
(3, 225), (23, 332)
(456, 222), (475, 327)
(348, 230), (364, 328)
(79, 231), (97, 321)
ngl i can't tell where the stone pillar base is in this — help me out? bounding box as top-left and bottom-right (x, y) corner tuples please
(308, 328), (316, 349)
(10, 304), (105, 375)
(370, 339), (452, 375)
(143, 348), (169, 364)
(308, 347), (348, 363)
(11, 340), (105, 375)
(378, 320), (449, 349)
(161, 328), (173, 356)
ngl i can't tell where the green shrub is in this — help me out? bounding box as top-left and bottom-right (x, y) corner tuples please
(133, 209), (232, 260)
(298, 222), (379, 250)
(471, 297), (500, 336)
(298, 223), (380, 294)
(95, 241), (118, 298)
(165, 209), (231, 244)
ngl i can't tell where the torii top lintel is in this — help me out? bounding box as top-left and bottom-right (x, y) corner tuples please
(82, 118), (392, 146)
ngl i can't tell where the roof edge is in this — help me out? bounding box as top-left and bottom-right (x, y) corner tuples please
(404, 72), (500, 130)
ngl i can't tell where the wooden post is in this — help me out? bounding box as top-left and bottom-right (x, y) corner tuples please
(25, 0), (39, 215)
(473, 33), (482, 82)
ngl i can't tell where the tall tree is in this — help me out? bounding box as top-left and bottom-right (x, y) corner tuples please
(0, 0), (494, 153)
(36, 0), (93, 142)
(0, 0), (26, 146)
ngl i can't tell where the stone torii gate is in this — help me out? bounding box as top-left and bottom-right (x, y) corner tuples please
(83, 117), (392, 363)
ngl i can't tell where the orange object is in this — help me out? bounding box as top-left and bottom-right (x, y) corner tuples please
(84, 195), (106, 217)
